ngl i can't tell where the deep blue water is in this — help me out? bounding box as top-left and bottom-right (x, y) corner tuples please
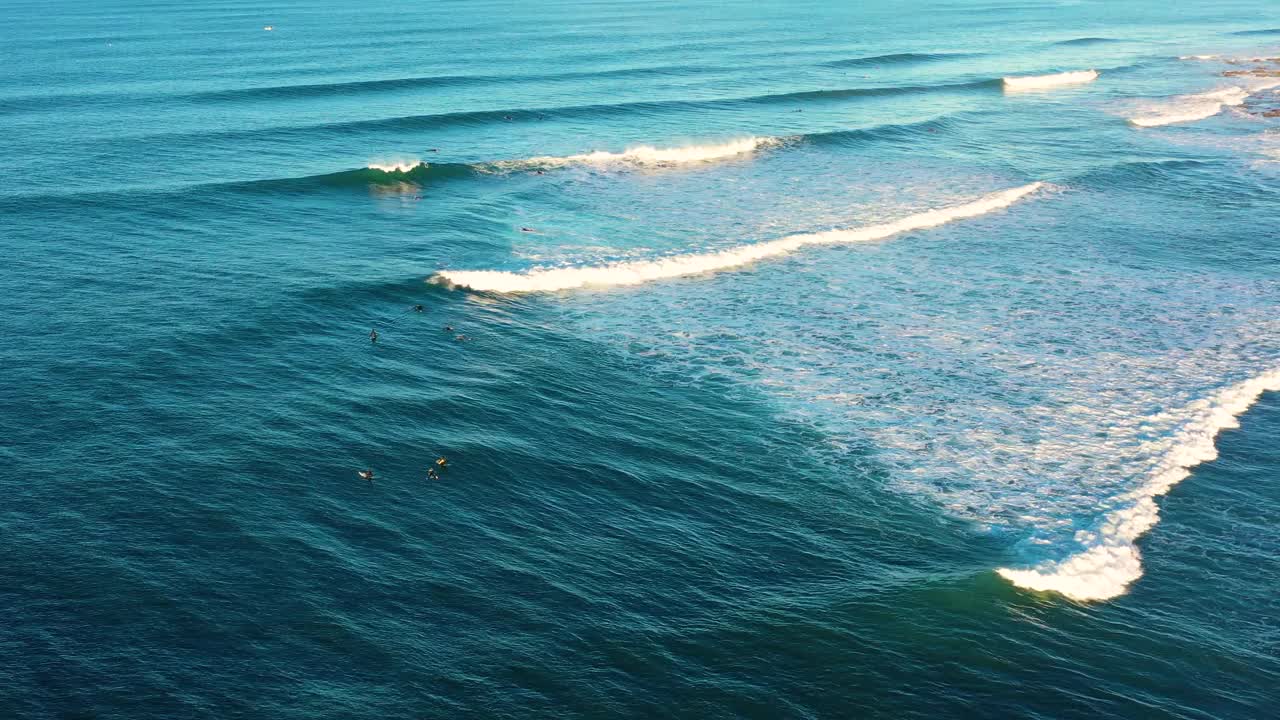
(2, 1), (1279, 717)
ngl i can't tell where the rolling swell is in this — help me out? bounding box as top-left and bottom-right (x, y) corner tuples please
(299, 79), (1001, 135)
(757, 79), (1001, 104)
(1052, 37), (1125, 46)
(127, 78), (1004, 147)
(1073, 158), (1217, 187)
(1, 66), (740, 116)
(821, 52), (980, 68)
(185, 65), (736, 104)
(189, 75), (501, 102)
(237, 162), (480, 193)
(0, 118), (967, 205)
(801, 115), (963, 147)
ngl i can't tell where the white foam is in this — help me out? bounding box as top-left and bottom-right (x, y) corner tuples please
(368, 160), (427, 173)
(435, 183), (1044, 293)
(1002, 70), (1099, 91)
(1178, 54), (1220, 61)
(1128, 81), (1280, 127)
(998, 367), (1280, 601)
(497, 137), (781, 171)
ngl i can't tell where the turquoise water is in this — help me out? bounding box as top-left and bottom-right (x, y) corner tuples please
(3, 0), (1280, 716)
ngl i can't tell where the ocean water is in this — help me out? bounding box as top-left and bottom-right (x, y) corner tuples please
(2, 0), (1280, 717)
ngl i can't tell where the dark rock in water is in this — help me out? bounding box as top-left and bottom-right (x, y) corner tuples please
(1263, 109), (1280, 117)
(1222, 68), (1280, 77)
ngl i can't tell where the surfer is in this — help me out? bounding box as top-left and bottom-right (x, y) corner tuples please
(370, 329), (378, 343)
(444, 325), (454, 332)
(413, 304), (424, 312)
(520, 227), (534, 233)
(435, 457), (449, 468)
(427, 468), (439, 481)
(357, 469), (374, 481)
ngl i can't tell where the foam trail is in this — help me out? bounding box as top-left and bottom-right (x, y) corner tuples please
(497, 137), (780, 170)
(1002, 70), (1098, 91)
(436, 183), (1044, 293)
(1129, 81), (1280, 127)
(998, 368), (1280, 602)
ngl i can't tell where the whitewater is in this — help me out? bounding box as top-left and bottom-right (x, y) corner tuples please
(998, 368), (1280, 601)
(1129, 79), (1280, 127)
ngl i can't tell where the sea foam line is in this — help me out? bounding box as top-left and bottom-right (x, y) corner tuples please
(1002, 70), (1098, 91)
(435, 183), (1044, 293)
(998, 367), (1280, 602)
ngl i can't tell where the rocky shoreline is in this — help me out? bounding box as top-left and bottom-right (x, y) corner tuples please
(1222, 55), (1280, 117)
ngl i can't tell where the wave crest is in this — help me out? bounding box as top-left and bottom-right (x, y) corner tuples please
(493, 137), (782, 171)
(998, 369), (1280, 602)
(1002, 70), (1099, 91)
(434, 183), (1044, 293)
(367, 160), (430, 173)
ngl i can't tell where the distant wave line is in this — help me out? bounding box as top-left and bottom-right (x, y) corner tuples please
(1051, 37), (1125, 46)
(821, 52), (981, 68)
(99, 78), (1002, 147)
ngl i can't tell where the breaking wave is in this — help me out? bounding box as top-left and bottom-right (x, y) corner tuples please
(494, 137), (782, 171)
(1002, 70), (1099, 91)
(1128, 81), (1279, 127)
(998, 369), (1280, 602)
(367, 160), (430, 173)
(434, 183), (1044, 293)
